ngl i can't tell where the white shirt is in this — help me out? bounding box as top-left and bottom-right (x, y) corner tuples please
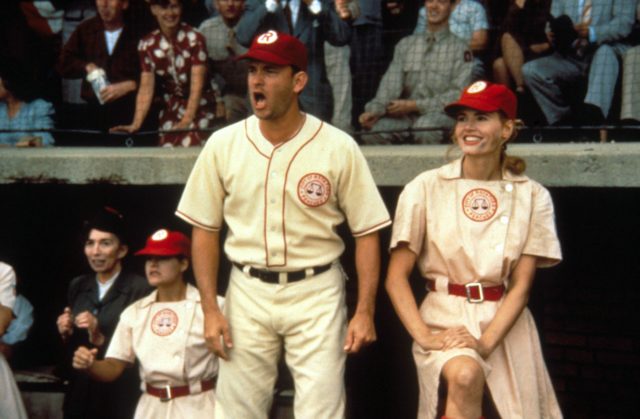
(97, 271), (119, 300)
(104, 28), (123, 55)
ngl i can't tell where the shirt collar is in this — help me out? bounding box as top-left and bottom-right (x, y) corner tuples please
(138, 283), (201, 308)
(426, 26), (450, 42)
(438, 158), (528, 182)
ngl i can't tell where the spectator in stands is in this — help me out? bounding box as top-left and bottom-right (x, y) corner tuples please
(111, 0), (221, 146)
(0, 261), (28, 419)
(182, 0), (214, 26)
(72, 229), (222, 419)
(56, 207), (151, 419)
(359, 0), (473, 144)
(620, 2), (640, 123)
(0, 67), (55, 147)
(381, 0), (421, 71)
(492, 0), (551, 94)
(414, 0), (490, 80)
(325, 0), (359, 130)
(522, 0), (636, 126)
(199, 0), (251, 123)
(234, 0), (351, 122)
(350, 0), (385, 130)
(57, 0), (142, 145)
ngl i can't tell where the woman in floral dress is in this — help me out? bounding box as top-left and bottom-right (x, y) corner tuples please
(112, 0), (219, 146)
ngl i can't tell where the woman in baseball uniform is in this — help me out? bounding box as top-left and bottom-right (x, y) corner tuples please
(73, 229), (221, 418)
(386, 81), (562, 418)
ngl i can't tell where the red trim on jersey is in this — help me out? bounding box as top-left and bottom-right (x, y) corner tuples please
(244, 119), (270, 159)
(272, 121), (324, 267)
(352, 219), (392, 237)
(175, 210), (220, 232)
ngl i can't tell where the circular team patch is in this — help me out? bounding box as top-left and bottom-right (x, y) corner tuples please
(297, 173), (331, 207)
(151, 308), (179, 336)
(462, 188), (498, 222)
(467, 81), (487, 94)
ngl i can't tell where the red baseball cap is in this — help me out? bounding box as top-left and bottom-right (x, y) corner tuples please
(135, 229), (191, 258)
(236, 30), (308, 71)
(445, 81), (517, 119)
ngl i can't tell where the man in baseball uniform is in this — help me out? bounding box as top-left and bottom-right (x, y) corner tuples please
(176, 30), (391, 419)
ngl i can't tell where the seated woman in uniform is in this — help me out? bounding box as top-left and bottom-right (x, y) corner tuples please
(385, 81), (563, 418)
(72, 229), (222, 418)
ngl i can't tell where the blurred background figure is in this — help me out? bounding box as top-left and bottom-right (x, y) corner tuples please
(492, 0), (551, 95)
(57, 0), (145, 146)
(0, 66), (55, 147)
(199, 0), (252, 124)
(414, 0), (490, 80)
(324, 0), (359, 130)
(111, 0), (221, 147)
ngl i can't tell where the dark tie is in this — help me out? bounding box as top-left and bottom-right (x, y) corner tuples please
(283, 2), (294, 33)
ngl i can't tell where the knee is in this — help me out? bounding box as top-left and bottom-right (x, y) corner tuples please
(493, 57), (505, 72)
(446, 361), (484, 392)
(593, 44), (615, 61)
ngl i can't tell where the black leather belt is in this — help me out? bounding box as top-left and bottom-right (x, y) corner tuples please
(233, 262), (332, 284)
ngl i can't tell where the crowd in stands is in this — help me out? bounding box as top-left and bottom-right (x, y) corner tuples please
(0, 0), (639, 147)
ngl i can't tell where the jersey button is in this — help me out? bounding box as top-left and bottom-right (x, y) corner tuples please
(500, 215), (509, 224)
(505, 183), (513, 192)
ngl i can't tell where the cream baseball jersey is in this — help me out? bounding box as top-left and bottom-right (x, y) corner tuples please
(176, 114), (391, 270)
(106, 284), (219, 386)
(390, 158), (562, 286)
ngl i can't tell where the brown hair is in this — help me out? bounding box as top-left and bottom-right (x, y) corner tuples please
(447, 113), (527, 175)
(501, 117), (526, 175)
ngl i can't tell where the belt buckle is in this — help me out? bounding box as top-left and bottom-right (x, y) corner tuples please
(465, 282), (484, 303)
(160, 385), (173, 402)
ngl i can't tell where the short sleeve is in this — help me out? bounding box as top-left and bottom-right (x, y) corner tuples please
(138, 37), (155, 73)
(176, 139), (226, 231)
(522, 184), (562, 267)
(105, 304), (136, 363)
(470, 2), (489, 31)
(0, 262), (17, 310)
(337, 140), (391, 237)
(190, 30), (209, 66)
(389, 178), (426, 256)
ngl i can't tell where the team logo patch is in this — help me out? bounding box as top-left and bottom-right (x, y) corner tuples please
(298, 173), (331, 207)
(151, 308), (179, 336)
(464, 50), (473, 63)
(462, 188), (498, 222)
(467, 81), (487, 94)
(257, 30), (278, 44)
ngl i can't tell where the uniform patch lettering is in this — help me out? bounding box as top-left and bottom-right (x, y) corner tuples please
(462, 188), (498, 222)
(151, 308), (179, 336)
(298, 173), (331, 207)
